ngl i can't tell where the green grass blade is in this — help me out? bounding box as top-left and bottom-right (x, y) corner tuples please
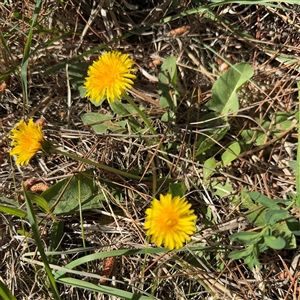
(0, 204), (27, 218)
(0, 279), (17, 300)
(56, 277), (156, 300)
(21, 0), (43, 105)
(23, 185), (61, 300)
(53, 248), (168, 279)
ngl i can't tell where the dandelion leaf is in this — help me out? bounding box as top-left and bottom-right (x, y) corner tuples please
(206, 62), (253, 118)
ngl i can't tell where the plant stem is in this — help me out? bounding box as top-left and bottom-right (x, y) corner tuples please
(123, 93), (157, 135)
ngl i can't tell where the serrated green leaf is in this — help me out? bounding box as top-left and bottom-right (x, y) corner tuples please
(81, 112), (127, 134)
(42, 170), (103, 215)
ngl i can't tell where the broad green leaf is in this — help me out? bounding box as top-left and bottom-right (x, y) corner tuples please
(240, 129), (256, 145)
(240, 129), (267, 147)
(158, 56), (178, 110)
(275, 111), (296, 124)
(228, 246), (253, 259)
(110, 101), (138, 116)
(81, 112), (127, 134)
(159, 89), (174, 109)
(158, 56), (177, 87)
(42, 170), (103, 215)
(212, 178), (233, 198)
(232, 189), (266, 226)
(254, 132), (267, 146)
(161, 110), (176, 122)
(168, 182), (188, 198)
(263, 235), (286, 250)
(244, 249), (261, 270)
(273, 222), (296, 249)
(49, 221), (65, 254)
(264, 210), (290, 225)
(203, 157), (216, 182)
(286, 220), (300, 236)
(221, 141), (240, 167)
(206, 62), (253, 117)
(230, 231), (262, 244)
(249, 192), (280, 210)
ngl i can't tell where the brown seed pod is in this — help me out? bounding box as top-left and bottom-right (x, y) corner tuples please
(148, 59), (162, 68)
(24, 178), (37, 190)
(29, 182), (49, 193)
(24, 178), (49, 193)
(99, 257), (116, 284)
(169, 25), (191, 36)
(0, 81), (7, 92)
(35, 118), (46, 127)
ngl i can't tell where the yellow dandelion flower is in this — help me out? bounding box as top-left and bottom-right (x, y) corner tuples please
(84, 51), (136, 104)
(9, 118), (44, 165)
(144, 193), (197, 250)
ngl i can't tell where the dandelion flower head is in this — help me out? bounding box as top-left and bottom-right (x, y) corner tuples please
(9, 118), (44, 165)
(84, 51), (136, 105)
(144, 193), (197, 250)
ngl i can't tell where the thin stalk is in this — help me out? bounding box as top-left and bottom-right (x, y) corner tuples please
(123, 93), (157, 135)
